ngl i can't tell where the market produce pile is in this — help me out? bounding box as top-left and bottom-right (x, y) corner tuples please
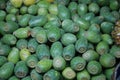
(0, 0), (120, 80)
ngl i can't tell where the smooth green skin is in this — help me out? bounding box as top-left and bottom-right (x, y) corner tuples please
(76, 28), (86, 38)
(21, 76), (31, 80)
(0, 62), (14, 79)
(47, 26), (61, 42)
(36, 44), (50, 60)
(28, 5), (39, 15)
(35, 59), (52, 73)
(90, 16), (104, 24)
(78, 4), (88, 16)
(63, 44), (75, 61)
(99, 53), (116, 68)
(78, 0), (91, 4)
(62, 67), (76, 80)
(44, 19), (61, 29)
(87, 61), (102, 75)
(0, 21), (18, 35)
(88, 23), (100, 33)
(50, 41), (63, 58)
(53, 56), (66, 70)
(43, 69), (60, 80)
(10, 0), (22, 8)
(101, 34), (113, 45)
(110, 45), (120, 58)
(54, 0), (70, 5)
(72, 14), (90, 30)
(29, 15), (47, 27)
(18, 14), (31, 27)
(1, 34), (17, 45)
(96, 41), (109, 55)
(82, 12), (95, 21)
(102, 12), (117, 23)
(82, 50), (99, 62)
(100, 6), (110, 16)
(62, 19), (79, 33)
(68, 2), (77, 13)
(9, 76), (20, 80)
(35, 30), (47, 44)
(8, 47), (19, 64)
(0, 44), (11, 56)
(0, 56), (7, 67)
(85, 31), (101, 43)
(61, 33), (77, 46)
(101, 22), (114, 34)
(58, 4), (70, 20)
(109, 0), (119, 10)
(6, 14), (16, 22)
(75, 37), (88, 53)
(26, 55), (38, 68)
(16, 39), (28, 50)
(31, 27), (43, 37)
(28, 38), (38, 53)
(0, 10), (6, 21)
(47, 14), (59, 21)
(37, 1), (50, 9)
(38, 7), (48, 16)
(30, 69), (42, 80)
(70, 56), (86, 71)
(104, 67), (115, 80)
(48, 4), (58, 15)
(20, 6), (28, 14)
(77, 69), (90, 80)
(91, 74), (106, 80)
(13, 27), (30, 39)
(20, 48), (31, 61)
(88, 2), (100, 14)
(111, 11), (120, 21)
(14, 61), (29, 78)
(6, 5), (19, 14)
(88, 43), (94, 50)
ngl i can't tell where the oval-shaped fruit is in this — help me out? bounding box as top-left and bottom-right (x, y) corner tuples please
(87, 61), (102, 75)
(75, 37), (88, 53)
(35, 59), (52, 73)
(99, 53), (116, 68)
(14, 61), (29, 78)
(63, 44), (75, 61)
(0, 62), (14, 79)
(36, 44), (50, 60)
(13, 27), (31, 39)
(53, 56), (66, 70)
(77, 69), (90, 80)
(50, 41), (63, 58)
(8, 47), (19, 64)
(70, 56), (86, 71)
(43, 69), (60, 80)
(16, 39), (28, 50)
(1, 34), (17, 45)
(28, 38), (38, 53)
(61, 33), (77, 46)
(20, 48), (31, 61)
(23, 0), (35, 6)
(62, 67), (76, 80)
(10, 0), (22, 8)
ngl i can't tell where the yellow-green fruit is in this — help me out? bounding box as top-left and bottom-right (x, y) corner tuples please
(23, 0), (35, 6)
(20, 48), (31, 61)
(10, 0), (23, 8)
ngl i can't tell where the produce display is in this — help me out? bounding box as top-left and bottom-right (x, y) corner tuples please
(0, 0), (120, 80)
